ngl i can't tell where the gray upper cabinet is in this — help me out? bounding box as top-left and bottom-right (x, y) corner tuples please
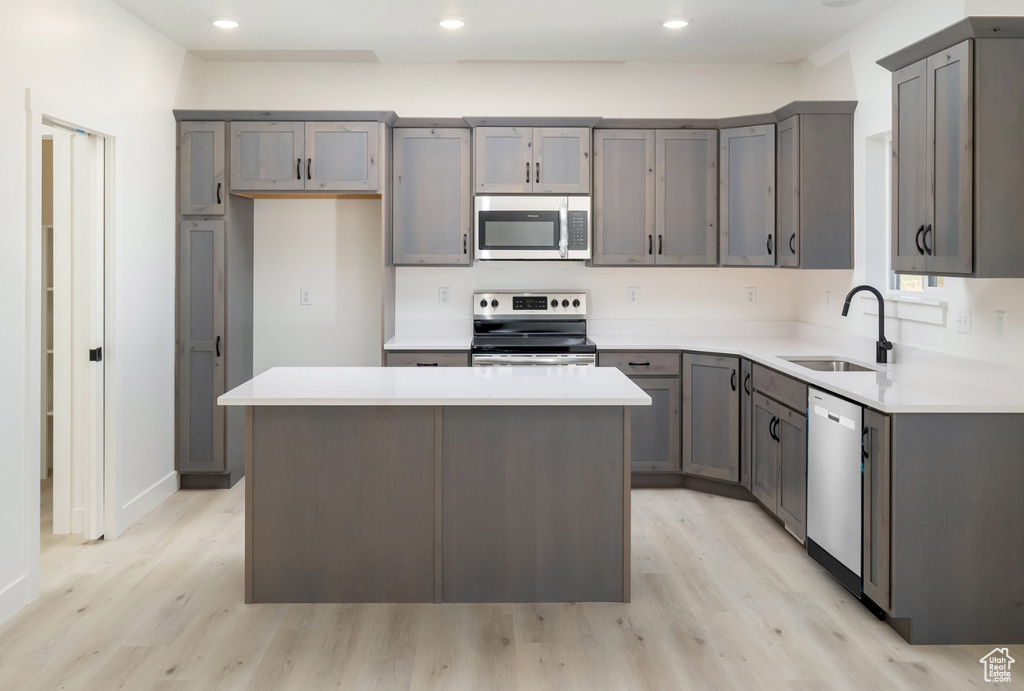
(592, 130), (655, 265)
(627, 377), (681, 473)
(532, 127), (591, 194)
(474, 127), (590, 194)
(682, 354), (740, 482)
(180, 122), (225, 215)
(892, 60), (929, 273)
(474, 127), (533, 194)
(392, 128), (472, 266)
(720, 124), (776, 266)
(656, 130), (718, 265)
(862, 408), (891, 612)
(304, 122), (379, 192)
(178, 221), (226, 474)
(775, 117), (799, 268)
(775, 404), (807, 543)
(230, 122), (305, 191)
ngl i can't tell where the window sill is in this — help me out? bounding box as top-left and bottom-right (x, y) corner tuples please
(859, 293), (947, 326)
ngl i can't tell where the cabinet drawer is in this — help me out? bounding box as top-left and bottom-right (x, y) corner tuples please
(385, 352), (469, 367)
(752, 363), (807, 413)
(599, 352), (680, 376)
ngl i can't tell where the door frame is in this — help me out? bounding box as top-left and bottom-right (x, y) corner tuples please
(25, 88), (120, 601)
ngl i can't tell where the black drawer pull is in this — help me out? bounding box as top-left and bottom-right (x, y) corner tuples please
(627, 362), (651, 367)
(416, 362), (439, 367)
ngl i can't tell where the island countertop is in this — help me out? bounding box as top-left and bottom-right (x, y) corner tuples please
(218, 366), (652, 407)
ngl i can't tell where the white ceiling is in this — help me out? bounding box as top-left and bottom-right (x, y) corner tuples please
(113, 0), (899, 64)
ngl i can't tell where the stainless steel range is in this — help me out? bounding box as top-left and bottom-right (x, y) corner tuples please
(471, 291), (596, 367)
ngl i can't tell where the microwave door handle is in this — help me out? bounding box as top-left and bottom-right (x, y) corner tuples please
(558, 199), (569, 258)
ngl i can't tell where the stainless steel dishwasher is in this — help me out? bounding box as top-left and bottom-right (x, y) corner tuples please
(806, 388), (864, 596)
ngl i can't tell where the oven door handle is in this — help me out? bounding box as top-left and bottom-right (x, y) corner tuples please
(472, 354), (596, 367)
(558, 198), (569, 259)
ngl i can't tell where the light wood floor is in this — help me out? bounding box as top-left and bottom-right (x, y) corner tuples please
(0, 481), (1012, 690)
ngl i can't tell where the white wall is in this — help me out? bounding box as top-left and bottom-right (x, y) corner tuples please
(253, 199), (383, 372)
(795, 0), (1024, 370)
(0, 0), (195, 625)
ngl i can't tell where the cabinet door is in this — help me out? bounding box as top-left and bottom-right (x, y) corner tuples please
(776, 405), (808, 543)
(892, 60), (929, 273)
(751, 393), (778, 511)
(682, 354), (740, 482)
(926, 40), (973, 274)
(532, 127), (591, 194)
(393, 128), (472, 266)
(592, 130), (655, 265)
(862, 408), (891, 612)
(740, 359), (753, 491)
(180, 122), (225, 215)
(720, 125), (776, 266)
(474, 127), (533, 194)
(628, 377), (680, 473)
(776, 116), (800, 268)
(304, 122), (379, 192)
(230, 122), (305, 191)
(656, 130), (718, 265)
(178, 221), (226, 473)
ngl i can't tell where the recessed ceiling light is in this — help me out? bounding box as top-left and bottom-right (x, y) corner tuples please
(440, 18), (465, 29)
(662, 19), (690, 30)
(210, 17), (240, 29)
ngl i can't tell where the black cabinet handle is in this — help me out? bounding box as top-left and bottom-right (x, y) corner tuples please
(416, 362), (439, 367)
(862, 425), (870, 461)
(658, 235), (663, 255)
(789, 233), (796, 254)
(215, 335), (221, 358)
(769, 416), (779, 442)
(297, 158), (302, 180)
(648, 235), (653, 255)
(923, 224), (933, 255)
(767, 234), (773, 255)
(463, 233), (468, 254)
(526, 162), (530, 184)
(536, 162), (540, 183)
(730, 369), (737, 391)
(307, 158), (312, 180)
(914, 224), (925, 255)
(743, 372), (751, 395)
(627, 362), (651, 367)
(216, 182), (222, 205)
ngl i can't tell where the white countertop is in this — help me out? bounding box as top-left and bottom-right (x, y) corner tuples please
(218, 366), (652, 407)
(383, 334), (472, 351)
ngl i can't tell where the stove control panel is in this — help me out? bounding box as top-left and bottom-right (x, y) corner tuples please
(474, 292), (588, 318)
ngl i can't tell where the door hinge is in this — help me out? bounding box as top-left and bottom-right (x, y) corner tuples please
(89, 347), (103, 363)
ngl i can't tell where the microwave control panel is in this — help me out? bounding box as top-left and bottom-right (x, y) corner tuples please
(568, 211), (588, 250)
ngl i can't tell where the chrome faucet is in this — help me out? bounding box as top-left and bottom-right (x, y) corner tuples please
(841, 285), (894, 364)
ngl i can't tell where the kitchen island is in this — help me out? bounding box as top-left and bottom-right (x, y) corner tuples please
(219, 366), (650, 604)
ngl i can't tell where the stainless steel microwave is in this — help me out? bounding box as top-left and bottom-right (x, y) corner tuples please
(474, 196), (591, 260)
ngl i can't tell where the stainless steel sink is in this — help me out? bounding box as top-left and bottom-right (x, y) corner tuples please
(781, 358), (875, 373)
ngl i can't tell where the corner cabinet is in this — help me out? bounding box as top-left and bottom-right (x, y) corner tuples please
(720, 124), (776, 266)
(180, 122), (226, 215)
(592, 130), (655, 265)
(682, 354), (740, 482)
(392, 128), (472, 266)
(474, 127), (590, 194)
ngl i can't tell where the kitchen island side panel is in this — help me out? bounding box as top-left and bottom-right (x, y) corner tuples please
(250, 405), (437, 603)
(441, 405), (626, 603)
(891, 413), (1024, 645)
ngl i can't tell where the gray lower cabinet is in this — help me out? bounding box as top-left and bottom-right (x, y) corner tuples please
(656, 130), (718, 265)
(750, 389), (807, 542)
(385, 352), (469, 367)
(682, 353), (740, 482)
(230, 122), (305, 191)
(532, 127), (591, 194)
(180, 122), (225, 215)
(628, 377), (681, 473)
(178, 221), (226, 473)
(751, 392), (778, 510)
(304, 122), (379, 192)
(474, 126), (591, 194)
(392, 128), (472, 266)
(740, 359), (753, 491)
(720, 124), (776, 266)
(862, 408), (891, 612)
(592, 130), (655, 265)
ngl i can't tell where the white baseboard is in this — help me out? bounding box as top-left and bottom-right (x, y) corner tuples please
(0, 575), (29, 629)
(112, 471), (179, 540)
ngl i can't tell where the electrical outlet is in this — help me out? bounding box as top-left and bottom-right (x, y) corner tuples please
(956, 307), (972, 334)
(627, 287), (640, 305)
(996, 311), (1008, 341)
(439, 287), (451, 306)
(825, 291), (832, 311)
(300, 288), (312, 306)
(745, 287), (757, 305)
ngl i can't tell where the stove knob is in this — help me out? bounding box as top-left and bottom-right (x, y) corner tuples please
(491, 299), (499, 309)
(550, 299), (558, 308)
(480, 299), (488, 308)
(561, 299), (570, 308)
